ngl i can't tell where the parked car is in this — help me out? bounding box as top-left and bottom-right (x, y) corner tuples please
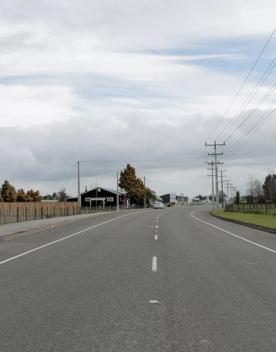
(153, 202), (165, 209)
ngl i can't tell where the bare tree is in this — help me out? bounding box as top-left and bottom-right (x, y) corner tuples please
(246, 175), (264, 203)
(57, 188), (69, 202)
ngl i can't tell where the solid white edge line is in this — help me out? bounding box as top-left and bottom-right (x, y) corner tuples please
(191, 210), (276, 255)
(152, 256), (157, 271)
(0, 213), (134, 266)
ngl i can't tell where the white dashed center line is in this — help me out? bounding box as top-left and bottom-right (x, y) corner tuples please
(152, 256), (157, 272)
(154, 234), (158, 240)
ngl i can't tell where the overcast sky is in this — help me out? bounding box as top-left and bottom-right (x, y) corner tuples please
(0, 0), (276, 197)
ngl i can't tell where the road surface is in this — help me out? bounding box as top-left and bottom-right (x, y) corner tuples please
(0, 206), (275, 351)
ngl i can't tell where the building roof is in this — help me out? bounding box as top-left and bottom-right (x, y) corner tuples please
(81, 186), (126, 196)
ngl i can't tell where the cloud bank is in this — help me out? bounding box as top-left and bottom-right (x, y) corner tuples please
(0, 0), (276, 196)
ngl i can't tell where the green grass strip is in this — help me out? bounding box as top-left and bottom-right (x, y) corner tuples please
(212, 209), (276, 231)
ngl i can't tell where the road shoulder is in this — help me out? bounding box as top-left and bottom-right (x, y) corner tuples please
(0, 211), (128, 241)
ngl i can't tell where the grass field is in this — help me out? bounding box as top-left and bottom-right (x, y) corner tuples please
(212, 209), (276, 231)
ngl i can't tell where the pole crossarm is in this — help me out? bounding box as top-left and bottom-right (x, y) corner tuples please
(205, 142), (226, 147)
(208, 153), (224, 157)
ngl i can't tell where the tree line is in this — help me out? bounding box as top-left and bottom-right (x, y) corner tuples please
(236, 174), (276, 204)
(0, 164), (155, 205)
(0, 180), (69, 202)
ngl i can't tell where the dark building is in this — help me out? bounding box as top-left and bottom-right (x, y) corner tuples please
(67, 187), (127, 208)
(176, 194), (188, 204)
(160, 193), (177, 205)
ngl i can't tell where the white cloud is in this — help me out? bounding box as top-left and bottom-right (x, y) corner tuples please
(2, 0), (275, 48)
(1, 104), (275, 196)
(0, 84), (77, 127)
(0, 0), (276, 195)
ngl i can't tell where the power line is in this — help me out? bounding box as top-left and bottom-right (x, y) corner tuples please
(226, 102), (276, 158)
(235, 127), (276, 160)
(208, 26), (276, 140)
(78, 157), (199, 163)
(217, 54), (276, 142)
(225, 78), (276, 144)
(226, 87), (276, 156)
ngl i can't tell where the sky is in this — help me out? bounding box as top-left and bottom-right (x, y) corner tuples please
(0, 0), (276, 197)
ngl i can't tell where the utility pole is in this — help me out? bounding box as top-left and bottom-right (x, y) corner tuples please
(226, 180), (235, 202)
(143, 176), (146, 208)
(205, 141), (225, 213)
(77, 160), (81, 207)
(226, 179), (231, 203)
(116, 171), (119, 211)
(220, 169), (227, 208)
(207, 161), (215, 207)
(229, 184), (236, 201)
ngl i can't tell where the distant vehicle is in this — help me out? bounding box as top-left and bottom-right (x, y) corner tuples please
(153, 202), (165, 209)
(201, 199), (211, 203)
(166, 202), (176, 207)
(192, 197), (201, 203)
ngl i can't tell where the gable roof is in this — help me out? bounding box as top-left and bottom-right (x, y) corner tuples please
(81, 186), (126, 196)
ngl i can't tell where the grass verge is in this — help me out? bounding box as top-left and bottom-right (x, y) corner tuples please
(211, 209), (276, 231)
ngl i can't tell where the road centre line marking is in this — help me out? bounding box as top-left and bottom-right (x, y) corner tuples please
(0, 213), (134, 266)
(155, 225), (159, 229)
(191, 210), (276, 255)
(154, 235), (158, 240)
(149, 300), (160, 304)
(152, 256), (157, 272)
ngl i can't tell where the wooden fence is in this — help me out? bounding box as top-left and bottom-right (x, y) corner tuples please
(226, 203), (276, 215)
(0, 202), (80, 225)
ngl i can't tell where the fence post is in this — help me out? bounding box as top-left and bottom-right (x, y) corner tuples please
(17, 207), (19, 222)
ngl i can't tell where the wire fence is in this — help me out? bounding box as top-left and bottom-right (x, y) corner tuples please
(225, 203), (276, 215)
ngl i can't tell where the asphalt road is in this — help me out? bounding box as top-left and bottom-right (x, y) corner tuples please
(0, 206), (275, 352)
